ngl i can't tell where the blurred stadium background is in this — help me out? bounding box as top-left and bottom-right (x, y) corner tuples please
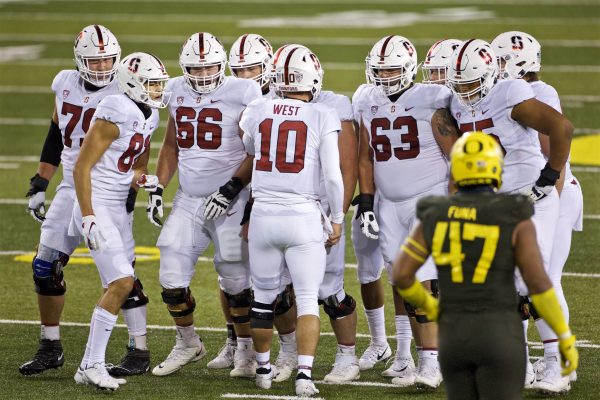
(0, 0), (598, 399)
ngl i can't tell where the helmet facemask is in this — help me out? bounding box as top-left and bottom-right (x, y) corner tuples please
(182, 62), (225, 94)
(422, 65), (448, 85)
(367, 63), (415, 96)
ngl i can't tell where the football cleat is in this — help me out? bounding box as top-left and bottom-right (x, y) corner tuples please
(533, 357), (577, 383)
(532, 356), (571, 394)
(255, 367), (274, 389)
(359, 341), (392, 370)
(323, 356), (360, 383)
(230, 349), (257, 378)
(75, 366), (126, 385)
(525, 360), (535, 389)
(414, 361), (443, 389)
(273, 350), (297, 382)
(207, 340), (236, 369)
(107, 347), (150, 376)
(152, 341), (206, 376)
(296, 373), (319, 397)
(385, 352), (416, 386)
(82, 363), (121, 390)
(19, 339), (65, 375)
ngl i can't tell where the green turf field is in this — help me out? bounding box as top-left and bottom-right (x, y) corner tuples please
(0, 0), (599, 399)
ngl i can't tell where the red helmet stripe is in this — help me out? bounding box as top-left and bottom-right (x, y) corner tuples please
(199, 33), (205, 61)
(284, 47), (300, 85)
(149, 53), (166, 74)
(93, 25), (105, 53)
(426, 39), (444, 61)
(273, 44), (289, 66)
(239, 34), (249, 62)
(379, 35), (395, 62)
(456, 39), (476, 73)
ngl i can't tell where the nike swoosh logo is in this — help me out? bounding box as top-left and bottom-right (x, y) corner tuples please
(376, 352), (387, 360)
(482, 109), (490, 115)
(210, 99), (220, 103)
(58, 354), (64, 361)
(405, 106), (415, 112)
(226, 210), (238, 217)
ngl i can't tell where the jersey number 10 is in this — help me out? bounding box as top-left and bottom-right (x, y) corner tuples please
(256, 119), (307, 173)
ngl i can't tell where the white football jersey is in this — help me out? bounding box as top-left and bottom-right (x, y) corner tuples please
(51, 70), (120, 183)
(316, 90), (354, 122)
(530, 80), (575, 184)
(166, 76), (262, 197)
(353, 83), (451, 201)
(451, 79), (546, 193)
(90, 93), (159, 202)
(240, 98), (341, 203)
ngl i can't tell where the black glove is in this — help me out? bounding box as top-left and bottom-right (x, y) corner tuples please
(526, 163), (561, 202)
(204, 177), (245, 220)
(126, 187), (138, 214)
(353, 193), (375, 219)
(240, 199), (254, 226)
(354, 193), (379, 239)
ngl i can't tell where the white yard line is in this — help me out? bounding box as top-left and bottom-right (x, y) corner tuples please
(11, 0), (599, 4)
(1, 33), (600, 48)
(223, 394), (324, 400)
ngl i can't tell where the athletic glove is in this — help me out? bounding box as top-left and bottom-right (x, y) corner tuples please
(559, 334), (579, 376)
(82, 215), (106, 251)
(204, 177), (244, 220)
(146, 184), (164, 228)
(354, 193), (379, 240)
(136, 174), (160, 191)
(240, 199), (254, 226)
(126, 187), (138, 214)
(26, 173), (49, 223)
(525, 163), (560, 202)
(396, 280), (439, 322)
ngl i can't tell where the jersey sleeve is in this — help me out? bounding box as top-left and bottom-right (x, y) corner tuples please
(51, 70), (69, 94)
(320, 105), (342, 140)
(242, 80), (263, 107)
(536, 84), (562, 113)
(93, 96), (128, 135)
(319, 131), (344, 224)
(333, 94), (354, 121)
(165, 78), (178, 118)
(506, 194), (535, 222)
(239, 98), (263, 139)
(432, 85), (453, 109)
(506, 79), (535, 109)
(352, 85), (367, 124)
(416, 195), (446, 222)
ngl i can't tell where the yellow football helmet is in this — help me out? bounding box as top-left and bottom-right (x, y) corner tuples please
(450, 131), (504, 189)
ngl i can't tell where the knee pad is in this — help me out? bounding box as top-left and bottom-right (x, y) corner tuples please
(32, 248), (69, 296)
(274, 284), (295, 316)
(295, 293), (320, 318)
(322, 293), (356, 320)
(161, 287), (195, 318)
(225, 288), (252, 324)
(121, 278), (149, 310)
(250, 300), (275, 329)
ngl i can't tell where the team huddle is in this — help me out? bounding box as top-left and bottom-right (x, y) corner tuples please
(19, 25), (581, 399)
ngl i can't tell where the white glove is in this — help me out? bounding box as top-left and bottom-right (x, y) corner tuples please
(360, 211), (380, 240)
(82, 215), (106, 251)
(27, 192), (46, 223)
(147, 184), (164, 228)
(524, 183), (554, 203)
(137, 174), (160, 191)
(203, 191), (232, 220)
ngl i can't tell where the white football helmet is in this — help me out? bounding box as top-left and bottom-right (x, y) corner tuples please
(447, 39), (498, 107)
(74, 25), (121, 87)
(273, 45), (324, 99)
(118, 52), (170, 108)
(491, 31), (541, 80)
(365, 35), (418, 96)
(421, 39), (462, 84)
(179, 32), (227, 94)
(229, 34), (273, 88)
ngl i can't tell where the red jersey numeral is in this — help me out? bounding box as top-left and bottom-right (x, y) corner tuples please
(256, 119), (307, 174)
(459, 118), (506, 155)
(175, 106), (222, 150)
(117, 133), (150, 172)
(370, 116), (420, 162)
(61, 102), (95, 147)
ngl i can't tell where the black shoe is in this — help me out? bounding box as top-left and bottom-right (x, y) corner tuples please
(107, 347), (150, 377)
(19, 339), (65, 375)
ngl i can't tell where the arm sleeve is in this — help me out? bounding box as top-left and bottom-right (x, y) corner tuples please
(319, 129), (344, 224)
(39, 119), (63, 166)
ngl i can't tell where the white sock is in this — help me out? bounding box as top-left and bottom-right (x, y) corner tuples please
(237, 336), (253, 352)
(176, 324), (202, 348)
(395, 315), (412, 357)
(543, 340), (560, 359)
(336, 344), (356, 362)
(279, 331), (297, 354)
(421, 349), (438, 362)
(522, 319), (530, 362)
(122, 305), (148, 350)
(535, 318), (559, 351)
(41, 325), (60, 341)
(365, 306), (387, 345)
(256, 350), (271, 370)
(87, 307), (118, 367)
(80, 317), (96, 369)
(297, 355), (314, 378)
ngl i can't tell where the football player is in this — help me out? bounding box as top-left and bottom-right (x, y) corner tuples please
(421, 39), (462, 85)
(20, 25), (151, 378)
(355, 35), (458, 388)
(146, 32), (262, 378)
(492, 31), (583, 393)
(70, 52), (169, 390)
(393, 131), (578, 400)
(205, 33), (274, 370)
(240, 45), (344, 397)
